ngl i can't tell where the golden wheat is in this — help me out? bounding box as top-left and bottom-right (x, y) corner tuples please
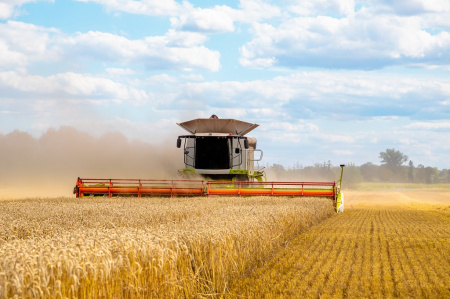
(230, 192), (450, 298)
(0, 196), (334, 297)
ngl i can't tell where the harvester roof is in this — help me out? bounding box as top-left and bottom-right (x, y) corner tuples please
(177, 116), (259, 136)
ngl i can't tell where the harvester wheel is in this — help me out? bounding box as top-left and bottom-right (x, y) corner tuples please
(233, 175), (249, 182)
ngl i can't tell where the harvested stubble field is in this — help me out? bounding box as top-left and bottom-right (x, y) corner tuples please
(230, 188), (450, 298)
(0, 196), (334, 298)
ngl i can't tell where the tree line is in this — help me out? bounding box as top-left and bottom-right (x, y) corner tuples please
(265, 148), (450, 188)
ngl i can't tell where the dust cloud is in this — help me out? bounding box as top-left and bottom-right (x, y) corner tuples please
(0, 127), (183, 198)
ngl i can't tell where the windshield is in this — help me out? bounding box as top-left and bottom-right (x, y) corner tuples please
(195, 137), (230, 169)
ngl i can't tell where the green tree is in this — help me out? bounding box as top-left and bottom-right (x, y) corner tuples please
(408, 160), (415, 183)
(360, 162), (378, 182)
(416, 165), (438, 184)
(379, 148), (408, 172)
(343, 164), (363, 188)
(379, 165), (394, 182)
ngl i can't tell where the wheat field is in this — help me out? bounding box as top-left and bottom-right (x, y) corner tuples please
(230, 189), (450, 298)
(0, 196), (334, 298)
(2, 189), (448, 298)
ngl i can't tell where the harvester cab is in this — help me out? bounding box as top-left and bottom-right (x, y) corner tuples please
(176, 115), (266, 181)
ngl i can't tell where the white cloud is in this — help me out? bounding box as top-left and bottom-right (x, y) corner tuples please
(75, 0), (183, 16)
(170, 6), (235, 33)
(288, 0), (355, 17)
(212, 108), (247, 119)
(165, 29), (208, 47)
(78, 0), (281, 33)
(233, 0), (282, 23)
(0, 0), (50, 19)
(384, 0), (450, 15)
(146, 73), (177, 85)
(181, 74), (204, 81)
(64, 31), (221, 71)
(79, 0), (236, 33)
(316, 133), (357, 143)
(181, 71), (450, 111)
(240, 7), (450, 69)
(332, 150), (354, 156)
(170, 0), (282, 32)
(368, 116), (400, 121)
(106, 68), (135, 75)
(263, 121), (319, 133)
(404, 122), (450, 130)
(0, 21), (221, 72)
(248, 108), (286, 118)
(423, 12), (450, 30)
(398, 138), (418, 145)
(0, 3), (14, 19)
(0, 21), (60, 67)
(0, 71), (151, 103)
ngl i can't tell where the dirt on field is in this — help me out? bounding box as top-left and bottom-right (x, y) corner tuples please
(0, 186), (72, 199)
(346, 188), (450, 206)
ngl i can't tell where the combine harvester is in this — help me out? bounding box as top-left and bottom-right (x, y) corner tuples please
(74, 115), (345, 212)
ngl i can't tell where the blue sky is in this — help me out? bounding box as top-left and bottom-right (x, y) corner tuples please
(1, 0), (450, 169)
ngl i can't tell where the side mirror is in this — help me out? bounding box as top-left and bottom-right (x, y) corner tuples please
(244, 139), (249, 149)
(177, 138), (181, 148)
(235, 148), (240, 154)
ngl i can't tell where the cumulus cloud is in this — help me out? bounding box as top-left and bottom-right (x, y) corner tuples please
(0, 21), (220, 72)
(230, 0), (282, 23)
(373, 0), (450, 30)
(180, 73), (204, 82)
(165, 29), (208, 47)
(264, 121), (319, 133)
(62, 30), (220, 71)
(240, 6), (450, 69)
(177, 71), (450, 121)
(288, 0), (355, 17)
(0, 71), (151, 104)
(75, 0), (183, 16)
(404, 121), (450, 130)
(0, 0), (48, 19)
(256, 120), (319, 144)
(2, 68), (449, 130)
(78, 0), (235, 32)
(145, 73), (178, 85)
(315, 133), (358, 144)
(170, 5), (235, 33)
(381, 0), (450, 15)
(106, 67), (135, 76)
(0, 21), (61, 68)
(332, 150), (354, 156)
(78, 0), (281, 33)
(166, 0), (282, 34)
